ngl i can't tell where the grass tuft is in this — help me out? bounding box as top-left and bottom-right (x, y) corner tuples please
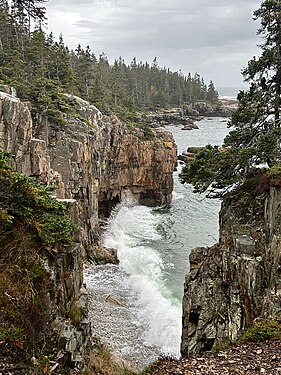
(238, 316), (281, 343)
(84, 344), (138, 375)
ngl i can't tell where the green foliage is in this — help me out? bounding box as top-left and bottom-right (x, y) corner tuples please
(36, 212), (76, 245)
(0, 150), (12, 169)
(0, 326), (25, 344)
(207, 80), (219, 104)
(0, 229), (56, 369)
(260, 163), (281, 188)
(11, 0), (46, 20)
(29, 77), (71, 125)
(0, 151), (76, 245)
(68, 303), (86, 326)
(0, 0), (218, 125)
(238, 317), (281, 343)
(180, 145), (256, 197)
(0, 151), (77, 370)
(70, 112), (92, 126)
(267, 164), (281, 177)
(111, 104), (139, 124)
(180, 0), (281, 197)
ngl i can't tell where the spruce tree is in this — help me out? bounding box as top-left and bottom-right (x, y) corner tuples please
(12, 0), (46, 21)
(207, 80), (219, 104)
(0, 0), (219, 122)
(180, 0), (281, 197)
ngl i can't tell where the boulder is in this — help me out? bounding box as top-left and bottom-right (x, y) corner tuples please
(105, 295), (127, 308)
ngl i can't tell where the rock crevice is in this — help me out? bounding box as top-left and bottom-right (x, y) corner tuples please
(0, 89), (177, 370)
(181, 186), (281, 356)
(0, 90), (177, 253)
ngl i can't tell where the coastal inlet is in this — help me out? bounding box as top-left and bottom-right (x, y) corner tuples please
(84, 117), (229, 370)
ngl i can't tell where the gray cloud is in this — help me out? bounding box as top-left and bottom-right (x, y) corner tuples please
(46, 0), (261, 86)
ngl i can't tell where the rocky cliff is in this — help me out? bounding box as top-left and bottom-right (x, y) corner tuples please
(0, 88), (177, 372)
(181, 182), (281, 356)
(0, 89), (176, 254)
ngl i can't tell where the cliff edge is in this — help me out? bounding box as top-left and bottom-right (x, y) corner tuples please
(181, 179), (281, 356)
(0, 89), (177, 255)
(0, 87), (177, 373)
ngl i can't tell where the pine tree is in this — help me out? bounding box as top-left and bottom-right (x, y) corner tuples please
(11, 0), (46, 21)
(180, 0), (281, 197)
(206, 80), (219, 104)
(225, 0), (281, 164)
(72, 45), (96, 98)
(0, 0), (219, 123)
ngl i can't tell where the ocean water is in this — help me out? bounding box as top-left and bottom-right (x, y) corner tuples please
(84, 118), (229, 369)
(218, 86), (246, 100)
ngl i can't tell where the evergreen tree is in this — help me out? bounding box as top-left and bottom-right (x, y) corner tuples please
(207, 80), (219, 104)
(180, 0), (281, 197)
(12, 0), (46, 21)
(88, 52), (110, 111)
(0, 0), (219, 124)
(51, 34), (75, 92)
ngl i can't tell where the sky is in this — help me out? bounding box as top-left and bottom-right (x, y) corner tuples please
(46, 0), (262, 89)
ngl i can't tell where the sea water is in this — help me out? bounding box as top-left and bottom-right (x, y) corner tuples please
(84, 117), (229, 369)
(218, 86), (245, 100)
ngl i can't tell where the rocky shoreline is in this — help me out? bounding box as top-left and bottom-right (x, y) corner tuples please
(0, 87), (177, 373)
(2, 85), (281, 375)
(149, 98), (236, 130)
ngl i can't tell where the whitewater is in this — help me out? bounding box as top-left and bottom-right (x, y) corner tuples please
(84, 117), (229, 369)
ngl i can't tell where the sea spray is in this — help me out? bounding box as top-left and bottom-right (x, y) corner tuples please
(84, 198), (182, 369)
(103, 198), (182, 356)
(84, 118), (229, 368)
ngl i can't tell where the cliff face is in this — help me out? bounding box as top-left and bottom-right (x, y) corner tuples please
(181, 185), (281, 356)
(0, 89), (177, 370)
(0, 91), (177, 253)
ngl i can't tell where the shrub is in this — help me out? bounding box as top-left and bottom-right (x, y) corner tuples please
(266, 164), (281, 187)
(238, 317), (281, 343)
(0, 149), (78, 369)
(0, 151), (76, 245)
(84, 344), (137, 375)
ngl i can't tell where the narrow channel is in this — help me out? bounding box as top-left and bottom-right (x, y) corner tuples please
(84, 117), (228, 370)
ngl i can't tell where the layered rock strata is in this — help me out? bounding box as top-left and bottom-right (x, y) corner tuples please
(181, 186), (281, 356)
(0, 91), (177, 253)
(0, 88), (177, 370)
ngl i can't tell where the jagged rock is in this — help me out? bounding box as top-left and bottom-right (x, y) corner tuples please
(150, 100), (237, 127)
(91, 245), (119, 265)
(186, 100), (237, 117)
(0, 90), (177, 255)
(181, 187), (281, 357)
(0, 89), (177, 372)
(181, 123), (199, 130)
(178, 153), (195, 163)
(0, 92), (32, 175)
(185, 105), (200, 117)
(178, 147), (202, 163)
(0, 85), (17, 96)
(187, 147), (202, 154)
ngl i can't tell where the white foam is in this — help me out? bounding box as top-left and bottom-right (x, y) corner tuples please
(103, 200), (181, 357)
(172, 190), (185, 201)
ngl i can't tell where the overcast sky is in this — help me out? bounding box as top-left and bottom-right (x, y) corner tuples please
(46, 0), (262, 89)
